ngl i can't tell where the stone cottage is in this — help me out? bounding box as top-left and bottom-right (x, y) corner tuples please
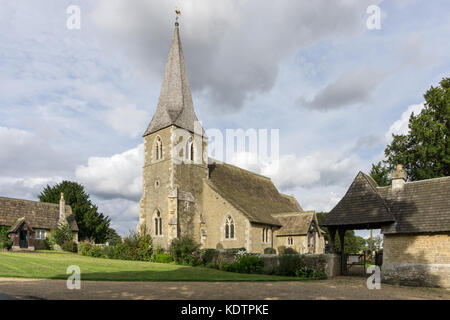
(136, 22), (325, 254)
(321, 164), (450, 288)
(0, 193), (78, 251)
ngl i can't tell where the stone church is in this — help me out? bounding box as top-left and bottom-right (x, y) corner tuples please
(136, 22), (325, 254)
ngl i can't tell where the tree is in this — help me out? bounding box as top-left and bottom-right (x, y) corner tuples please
(39, 181), (112, 243)
(369, 162), (391, 186)
(316, 212), (366, 254)
(372, 77), (450, 182)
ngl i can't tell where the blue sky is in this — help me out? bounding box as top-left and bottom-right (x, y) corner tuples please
(0, 0), (449, 237)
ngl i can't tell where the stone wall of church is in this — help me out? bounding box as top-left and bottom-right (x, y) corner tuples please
(249, 224), (275, 254)
(202, 183), (249, 250)
(382, 232), (450, 288)
(140, 126), (173, 249)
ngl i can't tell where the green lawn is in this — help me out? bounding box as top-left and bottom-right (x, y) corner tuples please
(0, 252), (300, 282)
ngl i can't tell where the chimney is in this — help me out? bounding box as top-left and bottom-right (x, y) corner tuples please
(59, 192), (66, 222)
(391, 164), (407, 190)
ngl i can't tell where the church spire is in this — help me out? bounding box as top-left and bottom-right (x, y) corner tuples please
(143, 21), (202, 136)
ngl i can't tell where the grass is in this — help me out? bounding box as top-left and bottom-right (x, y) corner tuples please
(0, 252), (302, 282)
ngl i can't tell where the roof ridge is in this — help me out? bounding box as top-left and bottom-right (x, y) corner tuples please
(0, 196), (60, 207)
(211, 160), (272, 181)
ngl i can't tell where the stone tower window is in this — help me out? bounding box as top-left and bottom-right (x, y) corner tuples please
(154, 210), (162, 236)
(186, 137), (194, 162)
(154, 137), (163, 161)
(225, 216), (234, 239)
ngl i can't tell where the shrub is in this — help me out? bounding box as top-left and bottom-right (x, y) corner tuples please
(201, 248), (219, 265)
(277, 246), (287, 254)
(186, 251), (203, 266)
(169, 236), (200, 264)
(136, 234), (153, 261)
(227, 252), (263, 274)
(0, 226), (12, 250)
(264, 247), (276, 254)
(61, 240), (78, 253)
(87, 245), (104, 258)
(52, 223), (73, 246)
(284, 247), (298, 254)
(295, 266), (327, 279)
(78, 241), (92, 256)
(153, 253), (173, 263)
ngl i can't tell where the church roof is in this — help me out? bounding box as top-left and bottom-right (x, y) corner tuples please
(143, 22), (203, 136)
(0, 196), (78, 232)
(207, 162), (302, 226)
(320, 172), (450, 234)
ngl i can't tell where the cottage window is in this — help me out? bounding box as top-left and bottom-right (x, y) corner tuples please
(262, 227), (270, 243)
(154, 210), (162, 236)
(288, 237), (294, 246)
(35, 229), (46, 240)
(225, 216), (234, 239)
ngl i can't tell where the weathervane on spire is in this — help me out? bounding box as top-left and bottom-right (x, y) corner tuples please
(175, 7), (181, 25)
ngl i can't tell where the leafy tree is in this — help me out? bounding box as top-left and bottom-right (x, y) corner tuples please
(372, 77), (450, 183)
(105, 228), (122, 246)
(39, 181), (112, 243)
(369, 162), (391, 186)
(316, 212), (366, 253)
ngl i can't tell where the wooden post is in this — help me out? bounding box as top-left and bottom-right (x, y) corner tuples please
(328, 227), (336, 253)
(338, 228), (346, 275)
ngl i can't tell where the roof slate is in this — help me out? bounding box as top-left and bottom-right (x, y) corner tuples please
(143, 23), (203, 136)
(207, 162), (301, 226)
(321, 172), (450, 234)
(0, 196), (78, 232)
(275, 212), (315, 236)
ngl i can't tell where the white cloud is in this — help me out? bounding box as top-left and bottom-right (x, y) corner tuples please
(75, 144), (144, 201)
(385, 103), (424, 141)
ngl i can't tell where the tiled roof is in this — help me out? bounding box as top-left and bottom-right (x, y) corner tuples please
(207, 162), (302, 226)
(379, 176), (450, 234)
(321, 172), (395, 227)
(275, 211), (316, 236)
(0, 196), (78, 232)
(143, 23), (203, 137)
(321, 172), (450, 234)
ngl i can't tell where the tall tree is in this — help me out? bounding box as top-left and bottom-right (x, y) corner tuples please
(372, 77), (450, 183)
(39, 181), (112, 243)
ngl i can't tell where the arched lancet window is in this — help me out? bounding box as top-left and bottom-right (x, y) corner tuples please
(185, 137), (194, 162)
(190, 141), (194, 161)
(225, 216), (234, 239)
(154, 137), (163, 160)
(154, 210), (162, 236)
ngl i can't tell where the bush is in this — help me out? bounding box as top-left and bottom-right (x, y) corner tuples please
(61, 240), (78, 253)
(201, 249), (219, 265)
(226, 252), (263, 274)
(295, 266), (327, 279)
(136, 234), (153, 261)
(284, 247), (298, 254)
(169, 236), (200, 264)
(52, 223), (73, 246)
(153, 253), (173, 263)
(87, 245), (104, 258)
(277, 246), (287, 254)
(78, 241), (92, 256)
(264, 247), (276, 254)
(0, 226), (12, 250)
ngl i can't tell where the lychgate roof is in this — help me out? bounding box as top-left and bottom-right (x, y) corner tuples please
(207, 162), (302, 226)
(321, 172), (450, 234)
(321, 172), (395, 228)
(143, 22), (203, 136)
(0, 196), (78, 232)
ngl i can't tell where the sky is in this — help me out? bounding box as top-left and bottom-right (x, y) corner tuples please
(0, 0), (449, 237)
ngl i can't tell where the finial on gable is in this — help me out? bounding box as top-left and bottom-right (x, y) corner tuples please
(175, 7), (181, 26)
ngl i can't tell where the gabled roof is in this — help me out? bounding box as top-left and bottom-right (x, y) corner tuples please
(207, 162), (302, 226)
(143, 22), (203, 136)
(379, 176), (450, 234)
(8, 217), (33, 234)
(275, 211), (318, 236)
(320, 172), (395, 228)
(0, 196), (78, 232)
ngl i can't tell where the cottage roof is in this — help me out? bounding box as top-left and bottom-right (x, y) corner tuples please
(143, 22), (203, 137)
(0, 196), (78, 232)
(207, 162), (302, 226)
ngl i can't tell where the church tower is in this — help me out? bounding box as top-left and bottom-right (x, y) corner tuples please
(137, 21), (208, 249)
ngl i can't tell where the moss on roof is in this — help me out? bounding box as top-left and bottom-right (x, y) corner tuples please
(207, 162), (301, 226)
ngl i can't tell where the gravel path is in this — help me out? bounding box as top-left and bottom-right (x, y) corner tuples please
(0, 276), (448, 300)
